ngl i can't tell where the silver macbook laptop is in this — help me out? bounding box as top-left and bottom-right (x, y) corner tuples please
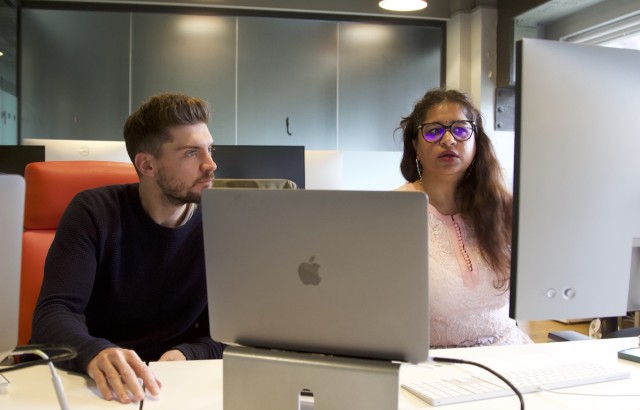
(202, 189), (429, 364)
(0, 174), (25, 363)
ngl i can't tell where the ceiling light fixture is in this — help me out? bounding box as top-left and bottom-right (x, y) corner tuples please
(379, 0), (427, 12)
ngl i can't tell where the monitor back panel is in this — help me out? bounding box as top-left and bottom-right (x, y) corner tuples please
(0, 145), (45, 176)
(202, 189), (429, 364)
(511, 38), (640, 320)
(212, 145), (305, 189)
(0, 174), (25, 361)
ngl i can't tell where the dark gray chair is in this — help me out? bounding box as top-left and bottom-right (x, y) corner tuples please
(212, 178), (298, 190)
(548, 315), (640, 341)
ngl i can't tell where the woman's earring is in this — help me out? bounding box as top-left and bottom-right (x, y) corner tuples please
(415, 157), (423, 182)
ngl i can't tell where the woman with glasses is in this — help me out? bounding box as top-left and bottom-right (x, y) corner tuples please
(395, 88), (532, 347)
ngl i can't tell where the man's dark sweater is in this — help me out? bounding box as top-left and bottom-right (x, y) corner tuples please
(32, 183), (225, 373)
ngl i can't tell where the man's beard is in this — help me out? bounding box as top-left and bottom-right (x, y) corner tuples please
(156, 169), (203, 205)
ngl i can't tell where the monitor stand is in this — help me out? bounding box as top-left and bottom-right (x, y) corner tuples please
(628, 238), (640, 327)
(223, 346), (401, 409)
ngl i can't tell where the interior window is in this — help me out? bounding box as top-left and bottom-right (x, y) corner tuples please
(598, 31), (640, 50)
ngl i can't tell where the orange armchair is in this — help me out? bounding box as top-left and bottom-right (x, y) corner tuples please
(18, 161), (138, 346)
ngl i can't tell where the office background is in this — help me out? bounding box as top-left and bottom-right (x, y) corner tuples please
(1, 0), (639, 188)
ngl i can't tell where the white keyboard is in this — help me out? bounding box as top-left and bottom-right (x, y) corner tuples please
(402, 361), (630, 406)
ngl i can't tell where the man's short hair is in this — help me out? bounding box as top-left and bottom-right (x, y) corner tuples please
(124, 93), (210, 163)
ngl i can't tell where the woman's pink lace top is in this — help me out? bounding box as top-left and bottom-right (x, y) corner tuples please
(396, 182), (533, 347)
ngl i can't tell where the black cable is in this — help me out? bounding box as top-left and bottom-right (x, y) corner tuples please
(431, 356), (525, 410)
(1, 344), (77, 373)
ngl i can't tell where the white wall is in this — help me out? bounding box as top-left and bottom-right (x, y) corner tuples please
(305, 150), (405, 191)
(340, 151), (405, 191)
(22, 138), (131, 162)
(304, 150), (343, 190)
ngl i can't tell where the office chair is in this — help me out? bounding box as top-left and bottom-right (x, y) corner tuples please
(18, 161), (138, 346)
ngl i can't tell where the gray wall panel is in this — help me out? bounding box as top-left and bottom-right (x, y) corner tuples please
(21, 9), (442, 150)
(237, 17), (337, 149)
(338, 23), (442, 151)
(21, 9), (130, 140)
(131, 13), (237, 144)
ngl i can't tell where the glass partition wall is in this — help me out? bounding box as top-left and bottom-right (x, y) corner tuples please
(20, 7), (443, 151)
(0, 0), (17, 145)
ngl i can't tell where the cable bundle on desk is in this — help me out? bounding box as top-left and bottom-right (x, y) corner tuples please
(2, 345), (77, 410)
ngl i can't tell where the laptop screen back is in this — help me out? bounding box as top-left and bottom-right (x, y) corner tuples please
(0, 174), (25, 362)
(202, 189), (429, 364)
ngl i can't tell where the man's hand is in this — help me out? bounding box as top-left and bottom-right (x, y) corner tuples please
(87, 347), (162, 404)
(158, 349), (186, 361)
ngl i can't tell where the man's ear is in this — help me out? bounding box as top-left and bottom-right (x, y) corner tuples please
(135, 152), (156, 177)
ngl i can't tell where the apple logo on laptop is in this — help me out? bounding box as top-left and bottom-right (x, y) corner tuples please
(298, 256), (322, 285)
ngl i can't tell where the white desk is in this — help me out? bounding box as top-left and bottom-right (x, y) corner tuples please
(399, 337), (640, 410)
(3, 338), (640, 409)
(146, 359), (222, 410)
(145, 338), (640, 410)
(0, 363), (136, 409)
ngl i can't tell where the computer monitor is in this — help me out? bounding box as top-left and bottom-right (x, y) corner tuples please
(0, 145), (45, 176)
(212, 145), (305, 188)
(510, 38), (640, 321)
(0, 174), (25, 362)
(22, 138), (131, 163)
